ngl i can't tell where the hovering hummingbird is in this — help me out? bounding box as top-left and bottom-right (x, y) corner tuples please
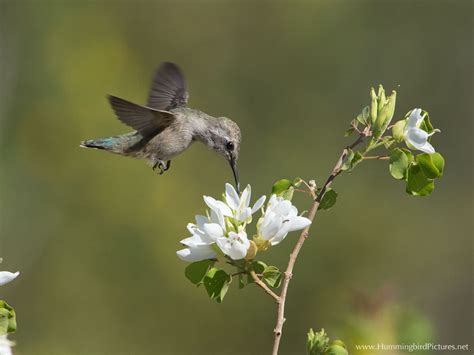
(81, 62), (241, 192)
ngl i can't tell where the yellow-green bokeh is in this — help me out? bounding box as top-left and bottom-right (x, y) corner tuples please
(0, 1), (472, 354)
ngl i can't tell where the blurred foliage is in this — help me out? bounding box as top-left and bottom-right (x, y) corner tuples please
(0, 300), (16, 335)
(0, 0), (472, 354)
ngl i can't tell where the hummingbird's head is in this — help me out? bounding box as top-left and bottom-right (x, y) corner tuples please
(209, 117), (241, 193)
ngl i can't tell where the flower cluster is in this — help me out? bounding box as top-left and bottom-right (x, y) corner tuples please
(349, 85), (443, 197)
(177, 184), (311, 262)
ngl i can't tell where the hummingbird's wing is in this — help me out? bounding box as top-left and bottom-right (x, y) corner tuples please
(147, 62), (189, 111)
(108, 95), (175, 137)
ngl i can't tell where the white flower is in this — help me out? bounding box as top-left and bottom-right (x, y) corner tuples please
(176, 183), (266, 262)
(176, 216), (217, 262)
(224, 183), (266, 222)
(0, 272), (19, 287)
(204, 184), (265, 223)
(0, 335), (13, 355)
(404, 108), (438, 154)
(257, 195), (312, 246)
(216, 230), (250, 260)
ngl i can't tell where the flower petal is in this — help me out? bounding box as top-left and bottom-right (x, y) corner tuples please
(195, 215), (209, 230)
(416, 141), (435, 154)
(203, 223), (225, 240)
(0, 271), (20, 286)
(0, 334), (13, 355)
(227, 242), (249, 260)
(259, 212), (281, 241)
(406, 127), (429, 144)
(225, 183), (240, 210)
(217, 231), (250, 260)
(273, 199), (292, 215)
(176, 246), (216, 262)
(288, 216), (312, 232)
(204, 196), (233, 217)
(240, 185), (251, 209)
(251, 195), (266, 213)
(180, 232), (213, 247)
(236, 207), (252, 222)
(405, 128), (436, 153)
(272, 221), (292, 245)
(406, 108), (423, 128)
(186, 223), (197, 234)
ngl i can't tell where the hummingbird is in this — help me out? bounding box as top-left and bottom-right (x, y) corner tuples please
(81, 62), (241, 192)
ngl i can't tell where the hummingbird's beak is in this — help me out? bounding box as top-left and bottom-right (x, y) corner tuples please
(229, 158), (240, 194)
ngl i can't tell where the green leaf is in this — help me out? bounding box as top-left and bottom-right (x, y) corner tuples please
(185, 260), (215, 285)
(419, 110), (434, 135)
(341, 149), (355, 171)
(416, 153), (444, 179)
(251, 260), (267, 274)
(263, 266), (282, 288)
(0, 301), (16, 335)
(431, 153), (445, 176)
(356, 106), (369, 125)
(318, 188), (338, 210)
(272, 179), (293, 195)
(389, 148), (410, 180)
(406, 165), (434, 196)
(344, 127), (355, 137)
(401, 148), (415, 164)
(247, 260), (268, 284)
(350, 152), (364, 171)
(383, 137), (397, 151)
(341, 150), (363, 172)
(281, 186), (294, 201)
(203, 268), (232, 303)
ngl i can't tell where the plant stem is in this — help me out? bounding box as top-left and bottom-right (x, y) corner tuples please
(294, 188), (313, 196)
(363, 155), (389, 160)
(271, 133), (366, 355)
(250, 270), (280, 302)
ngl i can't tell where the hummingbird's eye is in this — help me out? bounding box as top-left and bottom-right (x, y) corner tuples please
(226, 141), (234, 151)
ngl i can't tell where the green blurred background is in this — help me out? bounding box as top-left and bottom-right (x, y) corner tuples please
(0, 1), (472, 354)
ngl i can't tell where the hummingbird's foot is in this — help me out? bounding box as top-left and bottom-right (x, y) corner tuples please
(152, 160), (170, 175)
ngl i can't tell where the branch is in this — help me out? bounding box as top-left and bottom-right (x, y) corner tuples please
(271, 132), (367, 355)
(250, 270), (280, 303)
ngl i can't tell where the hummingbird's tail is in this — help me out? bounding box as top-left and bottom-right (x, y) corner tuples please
(80, 132), (143, 155)
(80, 138), (114, 150)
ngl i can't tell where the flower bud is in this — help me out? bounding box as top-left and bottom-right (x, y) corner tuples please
(377, 84), (387, 113)
(331, 340), (347, 349)
(370, 87), (378, 124)
(391, 119), (406, 142)
(245, 240), (258, 260)
(326, 344), (348, 355)
(253, 235), (271, 251)
(307, 328), (329, 355)
(373, 90), (396, 140)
